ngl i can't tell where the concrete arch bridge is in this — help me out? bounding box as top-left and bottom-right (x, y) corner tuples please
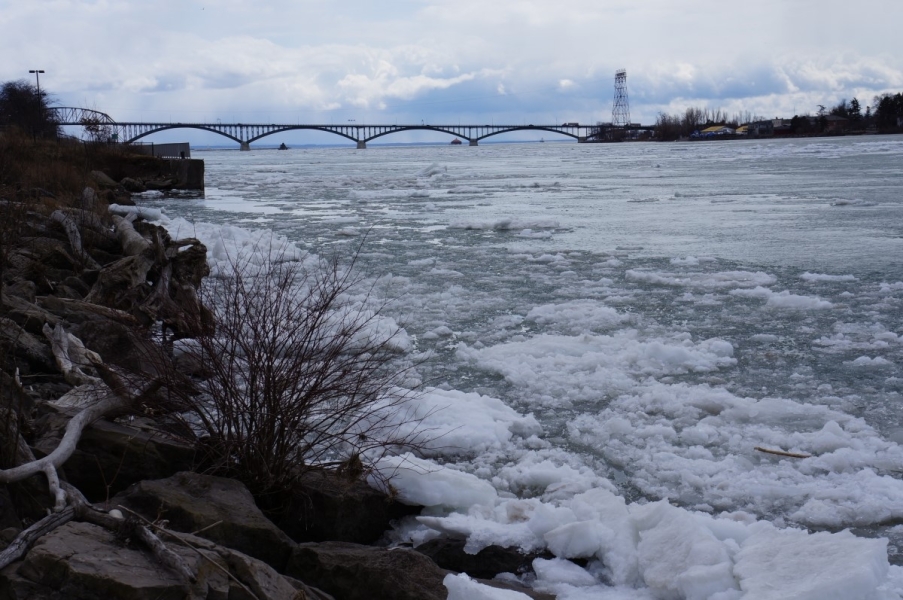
(52, 108), (608, 149)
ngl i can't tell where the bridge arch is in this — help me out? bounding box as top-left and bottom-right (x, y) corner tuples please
(246, 126), (358, 145)
(475, 126), (579, 142)
(125, 125), (243, 145)
(51, 107), (117, 126)
(364, 126), (472, 144)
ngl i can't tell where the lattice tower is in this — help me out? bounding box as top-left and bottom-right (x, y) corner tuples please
(612, 69), (630, 127)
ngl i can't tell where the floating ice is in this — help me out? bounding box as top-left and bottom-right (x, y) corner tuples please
(108, 204), (164, 220)
(626, 270), (776, 288)
(733, 528), (887, 600)
(450, 218), (560, 230)
(730, 286), (834, 309)
(800, 272), (858, 282)
(444, 573), (532, 600)
(370, 454), (498, 510)
(418, 163), (447, 177)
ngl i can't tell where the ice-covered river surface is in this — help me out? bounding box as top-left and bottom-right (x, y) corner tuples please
(147, 136), (903, 599)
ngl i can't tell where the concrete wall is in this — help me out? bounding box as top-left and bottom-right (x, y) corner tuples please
(132, 142), (191, 159)
(166, 158), (204, 190)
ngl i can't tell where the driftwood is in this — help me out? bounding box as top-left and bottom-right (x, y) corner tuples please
(50, 209), (101, 270)
(0, 483), (195, 583)
(41, 323), (101, 387)
(112, 214), (151, 256)
(1, 325), (161, 511)
(0, 507), (76, 568)
(118, 505), (259, 599)
(40, 297), (140, 325)
(754, 446), (811, 459)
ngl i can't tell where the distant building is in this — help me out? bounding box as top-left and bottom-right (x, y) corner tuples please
(748, 120), (774, 137)
(824, 115), (849, 133)
(699, 125), (735, 136)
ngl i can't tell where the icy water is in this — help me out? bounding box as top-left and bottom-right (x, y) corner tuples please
(145, 136), (903, 596)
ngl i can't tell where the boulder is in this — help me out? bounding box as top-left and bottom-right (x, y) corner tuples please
(287, 541), (448, 600)
(90, 170), (118, 188)
(0, 294), (59, 336)
(0, 317), (55, 375)
(120, 177), (146, 193)
(0, 520), (305, 599)
(32, 412), (196, 502)
(271, 470), (419, 544)
(415, 537), (553, 580)
(114, 472), (295, 571)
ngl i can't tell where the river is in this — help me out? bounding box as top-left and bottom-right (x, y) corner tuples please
(144, 135), (903, 598)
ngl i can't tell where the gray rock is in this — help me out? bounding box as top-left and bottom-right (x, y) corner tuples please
(0, 520), (304, 599)
(271, 470), (419, 544)
(31, 412), (196, 503)
(286, 541), (448, 600)
(114, 472), (296, 571)
(89, 171), (118, 188)
(120, 177), (146, 193)
(415, 537), (553, 580)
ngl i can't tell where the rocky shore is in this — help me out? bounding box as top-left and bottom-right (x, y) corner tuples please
(0, 158), (552, 599)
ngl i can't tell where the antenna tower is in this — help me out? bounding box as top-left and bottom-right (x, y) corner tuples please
(612, 69), (630, 127)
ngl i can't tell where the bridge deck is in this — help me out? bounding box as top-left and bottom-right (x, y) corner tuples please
(51, 109), (651, 148)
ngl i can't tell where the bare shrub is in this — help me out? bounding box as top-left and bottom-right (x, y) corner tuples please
(167, 243), (424, 500)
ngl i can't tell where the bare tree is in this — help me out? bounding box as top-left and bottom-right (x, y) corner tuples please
(165, 243), (425, 500)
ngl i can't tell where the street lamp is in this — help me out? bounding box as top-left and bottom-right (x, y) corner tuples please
(28, 69), (45, 93)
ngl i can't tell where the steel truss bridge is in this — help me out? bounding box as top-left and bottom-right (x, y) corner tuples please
(52, 107), (650, 149)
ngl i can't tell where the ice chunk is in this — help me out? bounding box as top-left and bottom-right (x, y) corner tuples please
(730, 286), (833, 309)
(444, 573), (532, 600)
(633, 500), (739, 600)
(369, 454), (497, 509)
(108, 203), (164, 220)
(417, 163), (447, 177)
(626, 269), (775, 289)
(533, 557), (597, 586)
(734, 528), (888, 600)
(800, 272), (857, 282)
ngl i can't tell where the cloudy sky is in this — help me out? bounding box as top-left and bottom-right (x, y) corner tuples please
(4, 0), (902, 143)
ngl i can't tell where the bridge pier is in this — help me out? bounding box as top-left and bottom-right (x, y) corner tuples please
(356, 141), (367, 149)
(469, 139), (479, 146)
(240, 142), (251, 151)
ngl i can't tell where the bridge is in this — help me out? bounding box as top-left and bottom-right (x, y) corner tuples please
(52, 107), (647, 149)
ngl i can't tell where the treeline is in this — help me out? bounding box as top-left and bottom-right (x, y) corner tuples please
(655, 93), (903, 141)
(654, 107), (765, 141)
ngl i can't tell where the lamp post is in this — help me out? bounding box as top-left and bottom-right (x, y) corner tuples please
(28, 69), (45, 93)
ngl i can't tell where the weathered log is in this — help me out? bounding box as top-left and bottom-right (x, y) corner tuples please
(50, 209), (101, 270)
(0, 330), (162, 512)
(754, 446), (811, 459)
(134, 522), (197, 583)
(41, 323), (101, 387)
(112, 214), (151, 256)
(0, 506), (76, 569)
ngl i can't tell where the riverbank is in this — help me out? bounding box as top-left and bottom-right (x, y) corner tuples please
(0, 136), (553, 599)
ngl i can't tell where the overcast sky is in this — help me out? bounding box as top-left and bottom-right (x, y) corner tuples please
(4, 0), (902, 143)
